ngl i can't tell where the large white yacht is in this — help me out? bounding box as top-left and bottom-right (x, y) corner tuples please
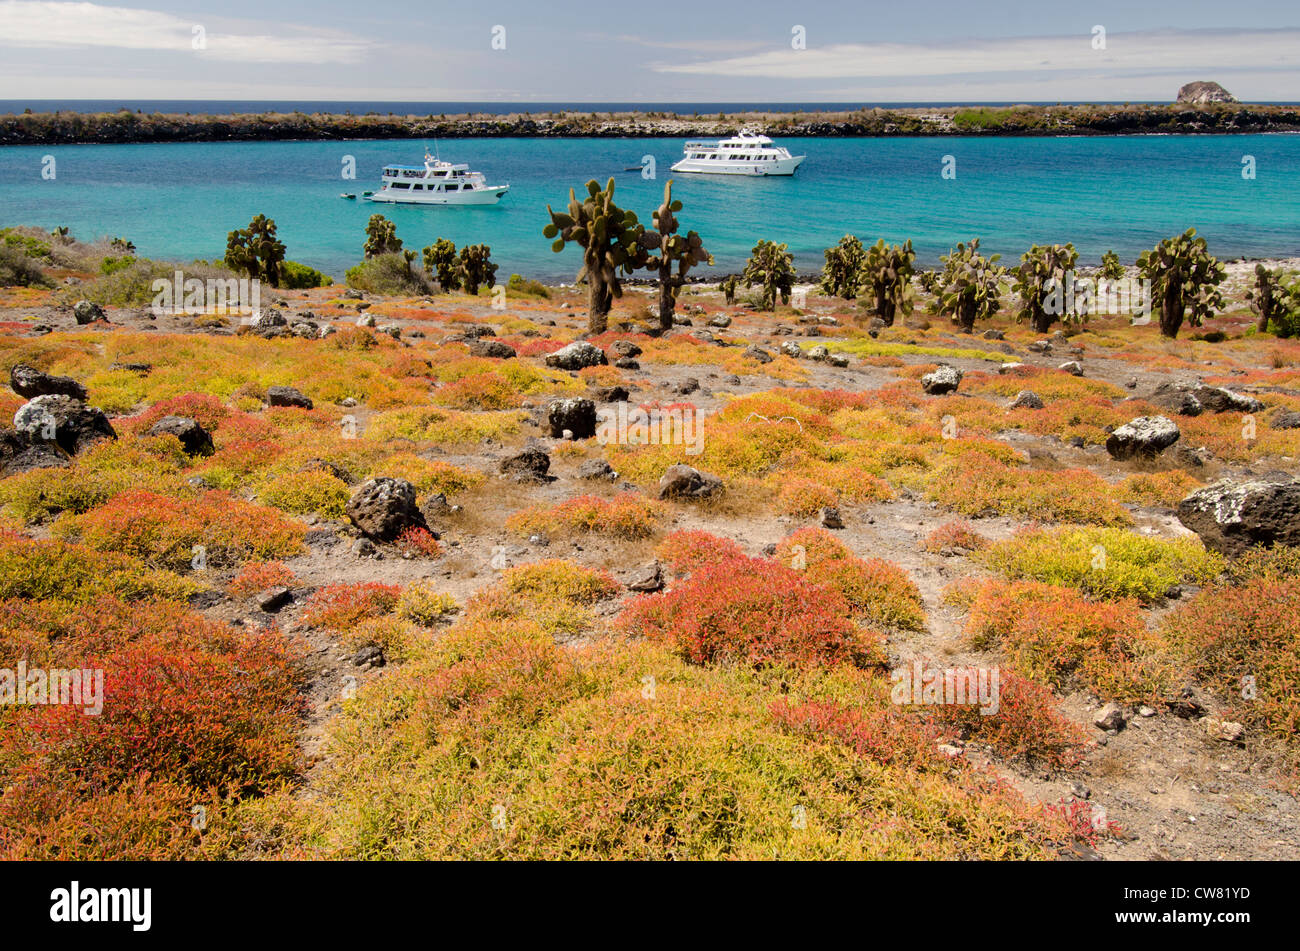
(367, 153), (509, 205)
(670, 130), (805, 176)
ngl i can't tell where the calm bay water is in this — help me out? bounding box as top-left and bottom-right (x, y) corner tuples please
(1, 135), (1297, 282)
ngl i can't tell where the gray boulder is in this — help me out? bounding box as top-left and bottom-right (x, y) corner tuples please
(1010, 390), (1044, 410)
(468, 339), (517, 359)
(13, 395), (116, 455)
(267, 385), (313, 410)
(658, 464), (723, 500)
(547, 397), (597, 439)
(499, 447), (551, 482)
(9, 363), (87, 401)
(545, 340), (608, 371)
(921, 364), (962, 395)
(72, 300), (105, 324)
(146, 415), (214, 456)
(345, 478), (425, 541)
(1177, 478), (1300, 556)
(1105, 415), (1180, 460)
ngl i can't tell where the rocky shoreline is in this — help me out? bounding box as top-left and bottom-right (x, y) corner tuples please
(4, 103), (1300, 145)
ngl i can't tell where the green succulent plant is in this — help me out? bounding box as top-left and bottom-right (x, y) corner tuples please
(638, 180), (712, 332)
(934, 238), (1005, 332)
(457, 243), (498, 296)
(1012, 242), (1080, 333)
(862, 238), (916, 326)
(544, 177), (648, 333)
(1100, 249), (1125, 281)
(363, 214), (402, 259)
(1135, 228), (1225, 338)
(819, 234), (866, 299)
(422, 238), (460, 292)
(741, 239), (796, 311)
(224, 214), (285, 287)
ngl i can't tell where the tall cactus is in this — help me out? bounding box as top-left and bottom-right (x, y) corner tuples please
(1247, 263), (1286, 334)
(741, 239), (796, 311)
(544, 178), (647, 333)
(862, 239), (916, 326)
(935, 238), (1005, 333)
(820, 235), (866, 299)
(1136, 228), (1225, 338)
(638, 180), (712, 331)
(422, 238), (460, 292)
(1012, 242), (1079, 333)
(224, 214), (285, 287)
(1100, 249), (1125, 281)
(720, 274), (738, 304)
(363, 214), (402, 259)
(457, 244), (498, 295)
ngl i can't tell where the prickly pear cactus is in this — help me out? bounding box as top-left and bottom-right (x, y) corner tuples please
(363, 214), (402, 259)
(457, 244), (498, 295)
(1012, 242), (1079, 333)
(741, 239), (796, 311)
(639, 180), (712, 331)
(935, 238), (1005, 333)
(544, 177), (648, 333)
(1136, 228), (1225, 338)
(1100, 249), (1125, 281)
(820, 235), (866, 299)
(863, 238), (916, 326)
(422, 238), (460, 291)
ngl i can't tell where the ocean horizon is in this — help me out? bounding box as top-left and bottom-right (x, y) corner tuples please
(2, 134), (1297, 282)
(7, 99), (1300, 116)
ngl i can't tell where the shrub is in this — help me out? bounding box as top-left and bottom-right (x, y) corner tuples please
(345, 252), (431, 295)
(978, 526), (1224, 603)
(53, 489), (306, 569)
(966, 580), (1168, 701)
(654, 529), (747, 575)
(506, 494), (665, 540)
(258, 469), (349, 518)
(1112, 470), (1204, 509)
(302, 583), (402, 630)
(1161, 575), (1300, 753)
(920, 669), (1089, 769)
(927, 453), (1133, 526)
(619, 553), (880, 668)
(774, 528), (926, 631)
(229, 561), (296, 597)
(396, 582), (458, 625)
(396, 526), (442, 558)
(922, 521), (989, 553)
(280, 259), (333, 288)
(0, 535), (195, 606)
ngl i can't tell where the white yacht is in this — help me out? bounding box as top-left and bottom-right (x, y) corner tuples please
(367, 153), (509, 205)
(670, 130), (805, 176)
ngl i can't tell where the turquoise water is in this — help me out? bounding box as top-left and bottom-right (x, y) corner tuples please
(2, 136), (1297, 282)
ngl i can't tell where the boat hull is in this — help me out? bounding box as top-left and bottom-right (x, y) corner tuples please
(367, 185), (509, 205)
(670, 155), (805, 176)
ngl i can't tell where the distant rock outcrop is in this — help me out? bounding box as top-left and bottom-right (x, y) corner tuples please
(1176, 81), (1236, 105)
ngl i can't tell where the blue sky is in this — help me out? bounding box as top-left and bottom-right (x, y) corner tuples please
(0, 0), (1297, 102)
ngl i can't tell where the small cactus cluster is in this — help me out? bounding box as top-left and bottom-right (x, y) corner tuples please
(1100, 249), (1125, 280)
(363, 214), (403, 259)
(1247, 263), (1300, 337)
(934, 238), (1006, 332)
(1136, 228), (1225, 338)
(422, 238), (459, 291)
(544, 177), (647, 333)
(640, 180), (712, 331)
(819, 235), (866, 299)
(224, 214), (286, 287)
(719, 274), (739, 304)
(741, 239), (797, 311)
(862, 239), (916, 327)
(419, 238), (497, 294)
(457, 244), (498, 295)
(1012, 242), (1080, 333)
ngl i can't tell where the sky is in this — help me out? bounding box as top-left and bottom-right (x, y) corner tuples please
(0, 0), (1298, 103)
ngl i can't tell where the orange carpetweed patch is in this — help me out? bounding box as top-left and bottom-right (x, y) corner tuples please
(302, 582), (402, 630)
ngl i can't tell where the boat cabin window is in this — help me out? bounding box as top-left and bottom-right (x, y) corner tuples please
(392, 182), (410, 189)
(445, 183), (459, 191)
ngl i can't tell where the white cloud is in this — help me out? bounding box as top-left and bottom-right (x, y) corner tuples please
(652, 28), (1300, 83)
(0, 1), (372, 63)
